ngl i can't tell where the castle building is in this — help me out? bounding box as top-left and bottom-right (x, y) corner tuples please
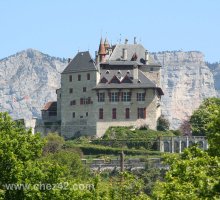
(42, 38), (164, 138)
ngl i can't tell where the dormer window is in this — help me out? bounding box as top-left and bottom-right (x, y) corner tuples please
(138, 80), (141, 83)
(117, 70), (121, 74)
(131, 53), (138, 61)
(106, 70), (110, 74)
(100, 77), (108, 84)
(109, 75), (120, 84)
(127, 70), (130, 75)
(121, 75), (133, 83)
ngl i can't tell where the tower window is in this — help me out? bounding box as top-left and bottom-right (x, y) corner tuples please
(83, 87), (86, 92)
(86, 112), (88, 117)
(72, 112), (75, 118)
(78, 74), (81, 81)
(112, 108), (117, 119)
(87, 73), (90, 80)
(99, 108), (103, 119)
(137, 108), (146, 119)
(69, 75), (72, 82)
(125, 108), (130, 119)
(69, 88), (73, 93)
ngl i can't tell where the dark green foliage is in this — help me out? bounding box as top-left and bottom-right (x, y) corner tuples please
(190, 98), (220, 136)
(157, 115), (170, 131)
(153, 146), (220, 199)
(64, 142), (161, 157)
(42, 132), (65, 154)
(134, 168), (166, 197)
(41, 149), (86, 179)
(170, 129), (182, 136)
(103, 126), (173, 140)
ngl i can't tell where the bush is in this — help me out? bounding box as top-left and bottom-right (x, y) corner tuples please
(157, 115), (170, 131)
(43, 133), (65, 155)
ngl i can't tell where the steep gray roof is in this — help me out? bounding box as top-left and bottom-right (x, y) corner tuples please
(62, 51), (96, 74)
(109, 44), (159, 65)
(94, 69), (164, 95)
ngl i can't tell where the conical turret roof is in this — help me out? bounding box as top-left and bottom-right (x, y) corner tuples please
(98, 38), (106, 55)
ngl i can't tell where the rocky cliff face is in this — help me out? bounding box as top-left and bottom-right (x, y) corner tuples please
(0, 49), (67, 120)
(0, 49), (218, 129)
(151, 51), (216, 129)
(206, 62), (220, 97)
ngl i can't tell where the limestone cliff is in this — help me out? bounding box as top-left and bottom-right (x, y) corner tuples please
(151, 51), (216, 129)
(0, 49), (67, 120)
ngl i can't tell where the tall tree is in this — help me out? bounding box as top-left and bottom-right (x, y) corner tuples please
(153, 146), (220, 199)
(190, 98), (220, 136)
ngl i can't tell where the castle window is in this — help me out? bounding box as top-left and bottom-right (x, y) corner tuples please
(99, 108), (103, 119)
(49, 111), (57, 116)
(69, 88), (73, 93)
(137, 108), (146, 119)
(83, 87), (86, 92)
(72, 112), (75, 118)
(78, 74), (81, 81)
(112, 108), (117, 119)
(110, 92), (119, 102)
(70, 100), (76, 106)
(125, 108), (130, 119)
(121, 92), (131, 102)
(98, 92), (105, 102)
(86, 112), (88, 117)
(137, 93), (145, 101)
(80, 97), (92, 105)
(87, 73), (90, 80)
(69, 75), (72, 82)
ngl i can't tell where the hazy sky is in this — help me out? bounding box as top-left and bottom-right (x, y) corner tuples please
(0, 0), (219, 62)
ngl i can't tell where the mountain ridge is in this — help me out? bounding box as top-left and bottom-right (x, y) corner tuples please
(0, 49), (219, 129)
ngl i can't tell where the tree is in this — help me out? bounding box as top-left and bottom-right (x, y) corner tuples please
(190, 98), (220, 136)
(0, 113), (93, 199)
(207, 104), (220, 157)
(179, 119), (192, 136)
(42, 132), (65, 155)
(157, 115), (170, 131)
(153, 146), (220, 199)
(41, 149), (86, 179)
(0, 112), (44, 199)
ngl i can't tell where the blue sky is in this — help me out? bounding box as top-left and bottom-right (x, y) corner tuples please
(0, 0), (219, 62)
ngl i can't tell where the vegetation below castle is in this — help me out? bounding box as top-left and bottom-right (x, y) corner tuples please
(0, 98), (220, 199)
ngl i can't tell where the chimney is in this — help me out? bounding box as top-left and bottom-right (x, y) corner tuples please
(134, 37), (137, 44)
(125, 39), (128, 44)
(68, 58), (71, 63)
(133, 65), (138, 80)
(95, 51), (99, 63)
(145, 50), (149, 65)
(122, 48), (127, 60)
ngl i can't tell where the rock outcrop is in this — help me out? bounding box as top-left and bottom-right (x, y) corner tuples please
(151, 51), (216, 129)
(0, 49), (67, 120)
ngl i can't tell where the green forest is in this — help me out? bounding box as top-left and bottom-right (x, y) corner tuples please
(0, 98), (219, 199)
